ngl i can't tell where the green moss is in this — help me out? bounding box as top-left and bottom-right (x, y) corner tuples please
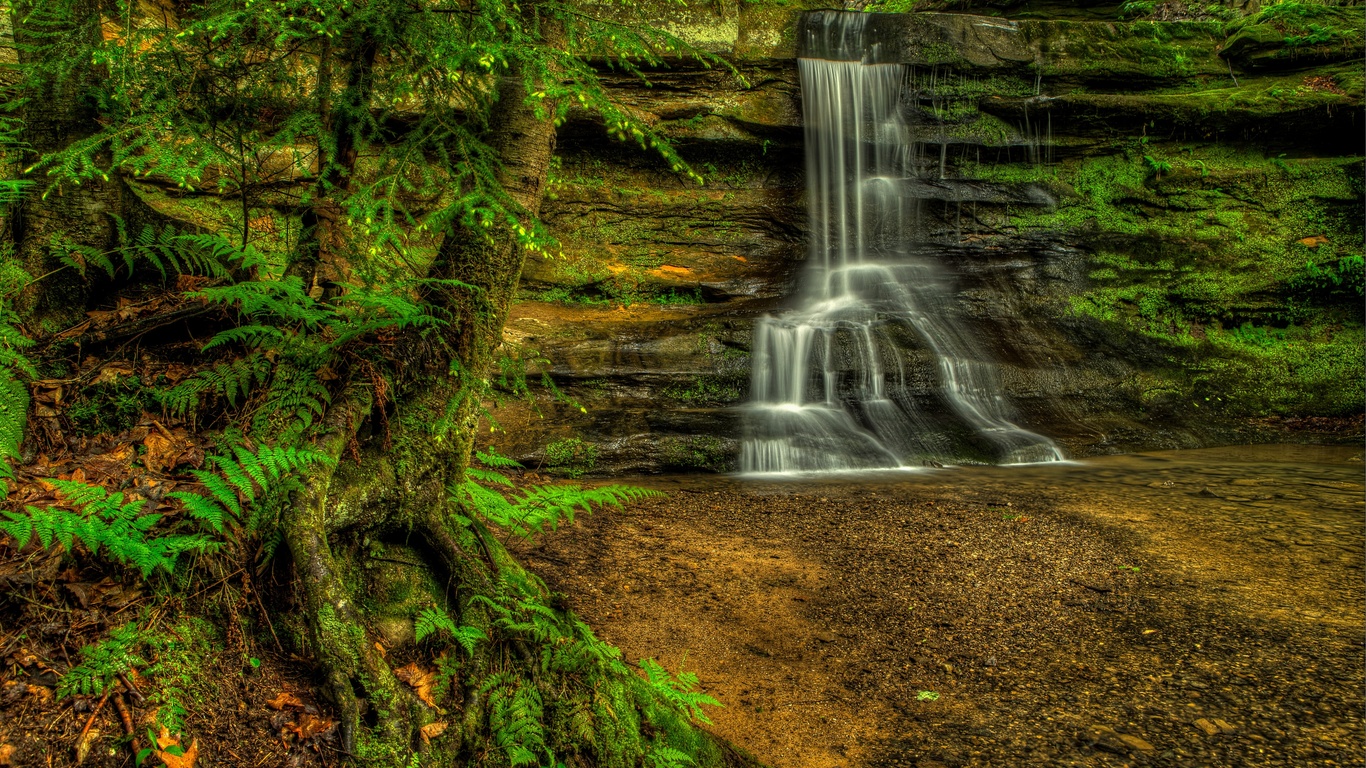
(659, 435), (735, 472)
(978, 140), (1363, 417)
(545, 436), (598, 478)
(316, 602), (364, 672)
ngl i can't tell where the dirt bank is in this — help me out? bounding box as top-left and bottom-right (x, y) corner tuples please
(520, 446), (1365, 767)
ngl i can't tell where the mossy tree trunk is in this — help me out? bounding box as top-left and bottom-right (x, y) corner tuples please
(273, 16), (742, 764)
(10, 0), (171, 331)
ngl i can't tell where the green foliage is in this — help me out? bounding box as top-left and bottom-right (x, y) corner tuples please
(159, 354), (273, 420)
(1143, 154), (1174, 179)
(452, 450), (662, 542)
(1293, 254), (1364, 298)
(0, 480), (216, 577)
(53, 225), (259, 280)
(482, 672), (549, 767)
(413, 606), (486, 655)
(639, 658), (721, 726)
(58, 622), (149, 698)
(66, 379), (151, 435)
(142, 618), (217, 735)
(168, 444), (334, 534)
(543, 437), (598, 478)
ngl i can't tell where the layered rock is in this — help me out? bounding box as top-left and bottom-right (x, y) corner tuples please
(489, 2), (1364, 473)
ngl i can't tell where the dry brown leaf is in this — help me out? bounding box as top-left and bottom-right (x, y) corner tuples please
(419, 721), (447, 744)
(92, 363), (137, 386)
(142, 432), (178, 473)
(266, 691), (305, 710)
(154, 728), (198, 768)
(288, 714), (336, 741)
(1298, 235), (1329, 247)
(0, 743), (14, 766)
(394, 662), (438, 708)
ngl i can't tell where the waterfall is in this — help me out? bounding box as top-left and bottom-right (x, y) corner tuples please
(739, 12), (1064, 474)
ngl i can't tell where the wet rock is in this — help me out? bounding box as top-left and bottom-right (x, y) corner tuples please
(1086, 725), (1155, 754)
(1194, 718), (1220, 736)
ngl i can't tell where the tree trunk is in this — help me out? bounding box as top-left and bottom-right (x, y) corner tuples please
(10, 0), (177, 332)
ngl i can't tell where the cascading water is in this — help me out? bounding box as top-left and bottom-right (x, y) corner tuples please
(740, 13), (1064, 474)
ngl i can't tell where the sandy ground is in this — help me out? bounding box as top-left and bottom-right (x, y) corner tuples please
(519, 445), (1365, 767)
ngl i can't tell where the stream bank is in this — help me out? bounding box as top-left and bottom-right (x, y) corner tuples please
(520, 445), (1364, 767)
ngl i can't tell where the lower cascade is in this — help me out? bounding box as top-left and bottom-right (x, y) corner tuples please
(740, 13), (1065, 473)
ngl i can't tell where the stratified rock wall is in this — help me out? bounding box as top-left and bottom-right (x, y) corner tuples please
(491, 0), (1364, 474)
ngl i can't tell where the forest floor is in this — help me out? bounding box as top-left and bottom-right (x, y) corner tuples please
(1, 444), (1361, 767)
(519, 445), (1365, 768)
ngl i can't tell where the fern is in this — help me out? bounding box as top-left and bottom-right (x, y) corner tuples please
(481, 673), (549, 767)
(167, 444), (332, 533)
(159, 354), (271, 419)
(452, 477), (664, 542)
(0, 290), (34, 498)
(0, 480), (215, 577)
(647, 746), (697, 768)
(58, 623), (149, 698)
(639, 659), (722, 726)
(475, 447), (523, 469)
(413, 607), (486, 655)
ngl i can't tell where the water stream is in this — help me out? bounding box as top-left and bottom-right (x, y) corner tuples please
(740, 13), (1064, 474)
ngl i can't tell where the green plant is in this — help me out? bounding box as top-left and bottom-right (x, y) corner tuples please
(1143, 155), (1174, 179)
(454, 448), (661, 541)
(168, 444), (333, 534)
(542, 437), (598, 478)
(917, 690), (940, 701)
(0, 480), (216, 577)
(58, 622), (149, 698)
(413, 606), (486, 655)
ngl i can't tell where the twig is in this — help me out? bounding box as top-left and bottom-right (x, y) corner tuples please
(1068, 578), (1112, 593)
(111, 692), (140, 764)
(248, 571), (284, 654)
(77, 689), (111, 747)
(1226, 58), (1239, 87)
(118, 672), (146, 707)
(188, 567), (245, 599)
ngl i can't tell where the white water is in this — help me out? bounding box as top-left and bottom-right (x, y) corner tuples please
(740, 16), (1064, 474)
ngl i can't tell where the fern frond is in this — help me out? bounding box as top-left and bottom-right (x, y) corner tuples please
(475, 447), (523, 469)
(0, 481), (213, 577)
(58, 623), (149, 698)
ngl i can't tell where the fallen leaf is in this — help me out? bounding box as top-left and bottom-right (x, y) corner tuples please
(1297, 235), (1328, 248)
(155, 728), (198, 768)
(394, 662), (438, 708)
(419, 721), (447, 743)
(288, 713), (336, 741)
(266, 692), (305, 710)
(0, 743), (14, 766)
(142, 432), (178, 473)
(75, 728), (100, 765)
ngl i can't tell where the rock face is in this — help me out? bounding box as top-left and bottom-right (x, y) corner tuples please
(489, 1), (1364, 474)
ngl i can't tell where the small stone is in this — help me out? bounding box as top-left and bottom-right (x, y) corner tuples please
(1119, 734), (1155, 753)
(814, 632), (837, 643)
(1194, 718), (1219, 736)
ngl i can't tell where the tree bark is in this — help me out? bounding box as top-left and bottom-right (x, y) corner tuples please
(11, 0), (175, 331)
